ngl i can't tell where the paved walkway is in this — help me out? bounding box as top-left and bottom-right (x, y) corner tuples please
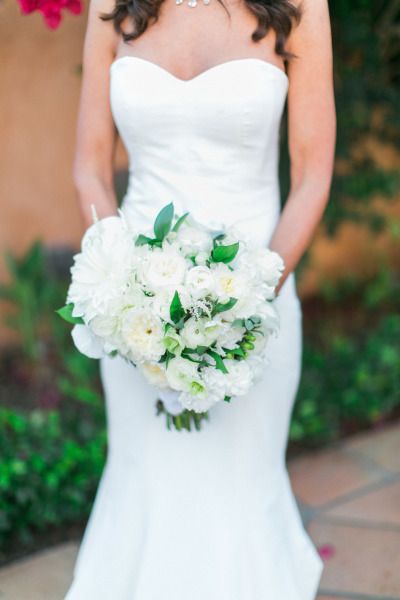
(0, 422), (399, 600)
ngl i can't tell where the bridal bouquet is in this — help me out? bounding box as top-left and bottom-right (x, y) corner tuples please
(57, 203), (284, 431)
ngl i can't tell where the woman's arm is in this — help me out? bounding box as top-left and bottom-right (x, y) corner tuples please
(72, 0), (120, 228)
(270, 0), (336, 294)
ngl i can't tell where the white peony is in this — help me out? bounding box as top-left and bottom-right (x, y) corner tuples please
(71, 324), (104, 359)
(121, 308), (164, 362)
(67, 217), (134, 321)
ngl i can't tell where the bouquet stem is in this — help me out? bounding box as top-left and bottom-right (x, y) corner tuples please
(156, 400), (209, 432)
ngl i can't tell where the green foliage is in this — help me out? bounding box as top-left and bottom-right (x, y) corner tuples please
(290, 268), (400, 447)
(0, 407), (105, 555)
(0, 242), (64, 360)
(280, 0), (400, 235)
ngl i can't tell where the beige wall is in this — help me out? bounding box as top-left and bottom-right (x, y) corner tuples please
(0, 1), (399, 307)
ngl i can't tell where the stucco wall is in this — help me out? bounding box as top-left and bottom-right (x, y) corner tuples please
(0, 0), (399, 310)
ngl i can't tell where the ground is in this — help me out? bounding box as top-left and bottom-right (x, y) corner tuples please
(0, 421), (399, 600)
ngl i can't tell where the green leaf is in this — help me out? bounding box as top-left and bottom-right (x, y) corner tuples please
(207, 349), (228, 374)
(169, 291), (185, 325)
(56, 303), (84, 325)
(135, 234), (154, 246)
(154, 203), (174, 241)
(172, 212), (189, 232)
(212, 297), (238, 315)
(224, 395), (232, 403)
(211, 242), (240, 264)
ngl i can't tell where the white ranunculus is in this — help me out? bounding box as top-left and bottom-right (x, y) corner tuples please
(121, 308), (164, 363)
(180, 317), (222, 349)
(176, 223), (213, 256)
(185, 266), (215, 299)
(71, 324), (104, 359)
(165, 357), (203, 393)
(139, 361), (169, 389)
(223, 359), (254, 397)
(67, 217), (134, 321)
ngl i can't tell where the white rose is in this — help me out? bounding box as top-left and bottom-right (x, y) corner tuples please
(185, 266), (215, 299)
(211, 263), (250, 304)
(121, 308), (164, 362)
(140, 248), (187, 291)
(140, 361), (169, 389)
(180, 317), (222, 349)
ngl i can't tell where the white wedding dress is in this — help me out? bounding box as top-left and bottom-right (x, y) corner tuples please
(65, 56), (323, 600)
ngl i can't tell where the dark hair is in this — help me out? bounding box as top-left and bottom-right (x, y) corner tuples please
(101, 0), (301, 60)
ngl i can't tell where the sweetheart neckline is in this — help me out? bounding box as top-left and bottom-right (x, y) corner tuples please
(110, 55), (289, 85)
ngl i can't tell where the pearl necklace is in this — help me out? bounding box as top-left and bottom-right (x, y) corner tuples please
(176, 0), (210, 7)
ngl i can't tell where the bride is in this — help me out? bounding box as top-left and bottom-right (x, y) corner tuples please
(65, 0), (336, 598)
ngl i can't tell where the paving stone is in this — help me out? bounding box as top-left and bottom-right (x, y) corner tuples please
(0, 543), (77, 600)
(344, 423), (400, 474)
(288, 447), (385, 507)
(326, 480), (400, 526)
(309, 520), (400, 597)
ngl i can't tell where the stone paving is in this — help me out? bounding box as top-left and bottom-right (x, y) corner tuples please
(0, 421), (399, 600)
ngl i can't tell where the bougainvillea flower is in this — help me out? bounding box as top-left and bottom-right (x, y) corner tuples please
(17, 0), (83, 29)
(318, 543), (335, 560)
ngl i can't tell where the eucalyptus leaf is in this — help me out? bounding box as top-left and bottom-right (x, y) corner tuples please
(172, 212), (189, 232)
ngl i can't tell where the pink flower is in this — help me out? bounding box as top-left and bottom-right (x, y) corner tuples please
(17, 0), (83, 29)
(318, 543), (335, 561)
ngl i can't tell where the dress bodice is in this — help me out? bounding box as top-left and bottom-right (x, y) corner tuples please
(109, 56), (288, 244)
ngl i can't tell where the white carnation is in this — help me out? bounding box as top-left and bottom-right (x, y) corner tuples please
(224, 359), (254, 397)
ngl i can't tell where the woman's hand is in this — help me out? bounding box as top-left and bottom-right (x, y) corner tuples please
(269, 0), (336, 295)
(72, 0), (120, 229)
